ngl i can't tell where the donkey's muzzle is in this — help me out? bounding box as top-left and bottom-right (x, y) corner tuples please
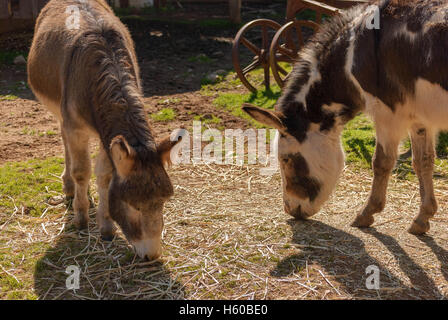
(132, 237), (162, 261)
(284, 202), (309, 220)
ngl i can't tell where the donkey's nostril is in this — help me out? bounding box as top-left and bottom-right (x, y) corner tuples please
(144, 253), (160, 261)
(101, 234), (114, 242)
(286, 204), (308, 220)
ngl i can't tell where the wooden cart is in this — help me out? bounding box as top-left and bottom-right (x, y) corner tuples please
(232, 0), (368, 92)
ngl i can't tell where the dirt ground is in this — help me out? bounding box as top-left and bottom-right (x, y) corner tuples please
(0, 3), (447, 300)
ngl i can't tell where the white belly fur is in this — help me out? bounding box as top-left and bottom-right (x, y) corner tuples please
(412, 78), (448, 130)
(364, 78), (448, 133)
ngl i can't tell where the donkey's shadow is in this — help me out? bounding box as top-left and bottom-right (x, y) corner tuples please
(33, 209), (184, 300)
(416, 235), (448, 283)
(361, 228), (447, 298)
(271, 219), (446, 299)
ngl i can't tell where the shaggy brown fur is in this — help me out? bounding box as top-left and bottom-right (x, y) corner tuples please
(28, 0), (181, 260)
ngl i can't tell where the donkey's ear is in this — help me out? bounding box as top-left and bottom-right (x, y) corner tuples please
(157, 129), (184, 167)
(242, 103), (285, 130)
(110, 135), (136, 178)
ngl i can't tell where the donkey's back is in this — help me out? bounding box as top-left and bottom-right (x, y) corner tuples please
(28, 0), (140, 121)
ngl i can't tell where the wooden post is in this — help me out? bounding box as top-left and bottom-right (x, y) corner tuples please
(0, 0), (11, 19)
(229, 0), (241, 24)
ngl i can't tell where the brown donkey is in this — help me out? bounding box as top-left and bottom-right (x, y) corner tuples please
(28, 0), (181, 260)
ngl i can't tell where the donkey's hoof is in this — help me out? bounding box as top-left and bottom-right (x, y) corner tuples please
(408, 220), (430, 235)
(101, 233), (115, 242)
(74, 216), (89, 230)
(351, 214), (374, 228)
(100, 228), (116, 242)
(63, 183), (75, 199)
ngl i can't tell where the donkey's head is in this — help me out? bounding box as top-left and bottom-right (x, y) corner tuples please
(243, 104), (345, 219)
(108, 134), (182, 260)
(242, 14), (366, 218)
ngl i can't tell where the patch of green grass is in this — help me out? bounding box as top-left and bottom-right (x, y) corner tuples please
(21, 127), (36, 136)
(200, 73), (240, 94)
(342, 117), (448, 177)
(151, 108), (176, 122)
(198, 18), (235, 29)
(213, 89), (281, 128)
(437, 132), (448, 157)
(194, 114), (222, 125)
(188, 54), (213, 64)
(201, 65), (290, 127)
(38, 130), (57, 137)
(0, 157), (64, 217)
(159, 98), (180, 105)
(0, 94), (18, 101)
(342, 114), (376, 167)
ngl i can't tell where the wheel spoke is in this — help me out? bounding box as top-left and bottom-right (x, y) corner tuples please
(278, 45), (297, 59)
(241, 37), (261, 56)
(276, 54), (295, 63)
(276, 63), (289, 76)
(243, 59), (261, 75)
(262, 25), (269, 50)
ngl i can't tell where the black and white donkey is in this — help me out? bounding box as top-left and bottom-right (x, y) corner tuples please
(244, 0), (448, 234)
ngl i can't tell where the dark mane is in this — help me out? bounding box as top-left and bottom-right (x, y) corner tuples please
(66, 17), (158, 163)
(278, 2), (371, 112)
(273, 3), (375, 139)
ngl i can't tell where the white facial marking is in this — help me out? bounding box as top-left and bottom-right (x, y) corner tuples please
(295, 49), (322, 111)
(279, 130), (345, 217)
(278, 134), (301, 157)
(133, 237), (161, 260)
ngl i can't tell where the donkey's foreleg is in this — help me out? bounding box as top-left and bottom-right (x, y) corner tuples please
(408, 126), (437, 235)
(95, 146), (116, 241)
(65, 129), (91, 230)
(61, 128), (75, 198)
(352, 123), (403, 228)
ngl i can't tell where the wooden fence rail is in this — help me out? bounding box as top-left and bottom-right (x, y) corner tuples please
(0, 0), (273, 33)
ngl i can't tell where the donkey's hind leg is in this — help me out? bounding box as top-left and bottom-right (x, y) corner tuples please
(408, 126), (438, 235)
(65, 128), (91, 230)
(95, 146), (116, 241)
(61, 127), (75, 198)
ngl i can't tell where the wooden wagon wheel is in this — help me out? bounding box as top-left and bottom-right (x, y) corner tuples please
(269, 20), (320, 88)
(232, 19), (282, 93)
